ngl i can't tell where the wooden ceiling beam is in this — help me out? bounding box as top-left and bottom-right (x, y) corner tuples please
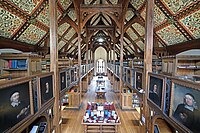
(0, 37), (36, 52)
(80, 4), (122, 13)
(176, 1), (200, 20)
(123, 38), (135, 53)
(59, 14), (78, 33)
(10, 0), (48, 40)
(124, 15), (137, 31)
(0, 0), (29, 19)
(105, 0), (113, 5)
(166, 38), (200, 55)
(58, 27), (72, 42)
(101, 13), (112, 25)
(155, 0), (194, 40)
(62, 34), (78, 51)
(87, 25), (114, 30)
(72, 43), (85, 58)
(90, 0), (98, 5)
(124, 32), (142, 53)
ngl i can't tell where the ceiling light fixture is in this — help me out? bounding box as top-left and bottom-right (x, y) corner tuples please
(98, 38), (104, 42)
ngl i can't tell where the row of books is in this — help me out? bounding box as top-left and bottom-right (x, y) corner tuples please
(5, 59), (27, 69)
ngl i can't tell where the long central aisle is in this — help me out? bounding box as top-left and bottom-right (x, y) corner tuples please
(61, 76), (140, 133)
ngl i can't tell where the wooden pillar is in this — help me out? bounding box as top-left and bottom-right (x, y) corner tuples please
(92, 48), (94, 66)
(77, 31), (82, 100)
(143, 0), (154, 132)
(109, 44), (112, 65)
(119, 33), (124, 97)
(49, 0), (60, 132)
(86, 29), (89, 88)
(112, 42), (116, 88)
(107, 51), (109, 69)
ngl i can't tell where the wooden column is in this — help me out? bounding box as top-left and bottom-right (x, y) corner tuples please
(130, 59), (133, 86)
(86, 28), (89, 88)
(119, 0), (129, 103)
(113, 25), (117, 83)
(107, 51), (109, 69)
(112, 42), (116, 87)
(77, 31), (82, 101)
(49, 0), (60, 132)
(109, 44), (112, 65)
(143, 0), (154, 132)
(92, 48), (94, 66)
(119, 32), (124, 97)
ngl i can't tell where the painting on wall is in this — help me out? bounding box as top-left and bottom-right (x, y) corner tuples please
(170, 83), (200, 132)
(40, 75), (53, 105)
(0, 82), (31, 132)
(135, 71), (142, 91)
(60, 71), (66, 91)
(149, 76), (163, 108)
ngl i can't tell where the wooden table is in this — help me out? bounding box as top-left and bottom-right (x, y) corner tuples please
(96, 79), (105, 86)
(82, 102), (121, 133)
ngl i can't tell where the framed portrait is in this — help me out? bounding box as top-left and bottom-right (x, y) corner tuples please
(40, 75), (53, 105)
(0, 81), (31, 132)
(60, 71), (66, 91)
(170, 82), (200, 132)
(135, 71), (142, 91)
(148, 75), (163, 108)
(132, 69), (135, 88)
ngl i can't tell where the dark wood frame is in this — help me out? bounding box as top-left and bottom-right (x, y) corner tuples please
(59, 70), (66, 91)
(135, 70), (143, 91)
(0, 77), (33, 133)
(169, 78), (200, 133)
(38, 72), (54, 108)
(148, 73), (165, 110)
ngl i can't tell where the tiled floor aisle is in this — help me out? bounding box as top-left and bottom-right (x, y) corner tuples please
(61, 76), (140, 133)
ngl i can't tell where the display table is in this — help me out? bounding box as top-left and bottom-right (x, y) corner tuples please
(95, 86), (106, 98)
(96, 79), (105, 86)
(82, 102), (121, 133)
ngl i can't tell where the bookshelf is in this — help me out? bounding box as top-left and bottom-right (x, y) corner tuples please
(162, 55), (200, 76)
(0, 53), (42, 79)
(152, 58), (162, 74)
(58, 58), (71, 70)
(41, 56), (72, 72)
(133, 58), (144, 68)
(175, 55), (200, 76)
(41, 57), (50, 73)
(161, 56), (175, 75)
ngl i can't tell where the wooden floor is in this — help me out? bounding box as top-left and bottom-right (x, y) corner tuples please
(61, 76), (140, 133)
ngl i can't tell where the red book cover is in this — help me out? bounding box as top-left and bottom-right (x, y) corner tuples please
(8, 60), (12, 68)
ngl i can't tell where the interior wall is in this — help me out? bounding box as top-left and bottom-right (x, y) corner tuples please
(94, 47), (107, 74)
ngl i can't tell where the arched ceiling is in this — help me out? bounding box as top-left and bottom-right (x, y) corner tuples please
(0, 0), (199, 58)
